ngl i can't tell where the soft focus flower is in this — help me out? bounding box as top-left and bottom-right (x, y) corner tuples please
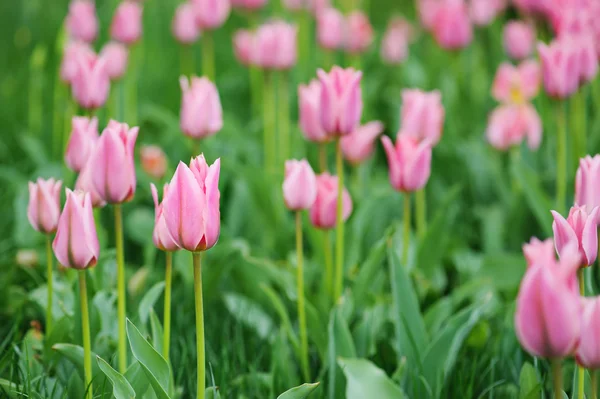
(253, 21), (298, 70)
(317, 8), (344, 51)
(162, 155), (221, 252)
(537, 39), (579, 99)
(298, 80), (328, 143)
(180, 76), (223, 139)
(431, 0), (473, 50)
(551, 205), (599, 266)
(150, 183), (179, 252)
(576, 155), (600, 210)
(418, 0), (439, 30)
(233, 30), (254, 66)
(491, 61), (540, 104)
(231, 0), (267, 10)
(381, 134), (432, 193)
(522, 237), (555, 268)
(344, 11), (374, 54)
(90, 120), (139, 204)
(75, 160), (106, 208)
(503, 21), (535, 60)
(340, 121), (384, 164)
(381, 17), (413, 65)
(141, 145), (168, 180)
(309, 172), (352, 229)
(282, 159), (317, 211)
(65, 116), (99, 173)
(486, 104), (542, 150)
(60, 42), (96, 84)
(400, 89), (445, 145)
(317, 66), (363, 137)
(576, 298), (600, 369)
(27, 178), (62, 234)
(71, 54), (110, 109)
(512, 0), (552, 15)
(111, 0), (143, 45)
(469, 0), (506, 26)
(100, 42), (129, 80)
(173, 2), (201, 44)
(52, 189), (99, 269)
(66, 0), (98, 43)
(193, 0), (231, 30)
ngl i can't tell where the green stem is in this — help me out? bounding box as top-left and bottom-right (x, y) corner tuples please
(263, 72), (276, 173)
(592, 370), (598, 399)
(163, 251), (173, 360)
(53, 79), (65, 159)
(322, 50), (334, 70)
(278, 72), (290, 164)
(250, 66), (263, 118)
(403, 193), (411, 267)
(296, 212), (310, 381)
(552, 359), (563, 399)
(193, 253), (205, 399)
(334, 139), (345, 300)
(578, 268), (585, 398)
(180, 44), (195, 77)
(415, 189), (426, 239)
(127, 45), (138, 125)
(46, 234), (53, 333)
(323, 231), (333, 299)
(201, 32), (215, 82)
(79, 270), (93, 399)
(115, 204), (127, 373)
(556, 101), (567, 215)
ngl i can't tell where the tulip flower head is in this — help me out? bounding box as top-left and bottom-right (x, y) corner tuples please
(486, 104), (542, 150)
(340, 121), (384, 164)
(141, 145), (168, 180)
(27, 178), (63, 234)
(537, 39), (579, 99)
(180, 76), (223, 139)
(61, 42), (96, 84)
(111, 0), (143, 45)
(522, 237), (555, 268)
(283, 159), (317, 211)
(253, 21), (298, 70)
(344, 11), (374, 55)
(576, 298), (600, 369)
(150, 183), (179, 252)
(66, 0), (99, 43)
(381, 17), (413, 65)
(381, 134), (432, 193)
(431, 0), (473, 50)
(551, 205), (599, 267)
(71, 53), (110, 109)
(317, 8), (344, 51)
(317, 66), (363, 137)
(400, 89), (445, 145)
(76, 159), (107, 208)
(576, 155), (600, 210)
(193, 0), (231, 30)
(65, 116), (99, 173)
(309, 172), (353, 229)
(233, 30), (254, 66)
(100, 42), (129, 80)
(173, 2), (201, 44)
(298, 80), (328, 143)
(503, 21), (535, 60)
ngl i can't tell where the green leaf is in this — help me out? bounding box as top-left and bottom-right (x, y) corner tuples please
(0, 378), (21, 398)
(52, 343), (100, 381)
(206, 386), (222, 399)
(139, 282), (165, 326)
(125, 208), (156, 246)
(125, 362), (150, 397)
(328, 307), (356, 399)
(352, 232), (390, 305)
(477, 253), (526, 292)
(518, 362), (540, 399)
(97, 356), (136, 399)
(277, 382), (320, 399)
(149, 309), (164, 355)
(261, 284), (299, 352)
(337, 358), (406, 399)
(224, 293), (275, 340)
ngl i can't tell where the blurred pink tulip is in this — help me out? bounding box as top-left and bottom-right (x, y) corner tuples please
(66, 0), (98, 43)
(486, 104), (542, 150)
(317, 66), (363, 137)
(27, 178), (62, 234)
(317, 8), (344, 51)
(141, 145), (168, 180)
(538, 39), (579, 99)
(283, 159), (317, 211)
(193, 0), (231, 30)
(344, 11), (374, 54)
(150, 183), (179, 252)
(381, 134), (432, 193)
(418, 0), (439, 30)
(180, 76), (223, 139)
(515, 243), (581, 358)
(576, 155), (600, 210)
(503, 21), (535, 60)
(400, 89), (445, 145)
(75, 159), (107, 208)
(341, 121), (384, 164)
(298, 80), (328, 143)
(52, 189), (99, 269)
(100, 42), (129, 80)
(233, 30), (254, 66)
(253, 21), (298, 70)
(162, 155), (221, 252)
(492, 61), (540, 104)
(552, 205), (599, 266)
(71, 53), (110, 109)
(90, 120), (139, 204)
(111, 1), (143, 45)
(231, 0), (267, 10)
(173, 2), (200, 44)
(522, 237), (555, 268)
(431, 0), (473, 50)
(381, 17), (413, 65)
(512, 0), (552, 15)
(309, 172), (353, 229)
(65, 116), (99, 173)
(573, 34), (599, 84)
(469, 0), (506, 27)
(576, 298), (600, 369)
(60, 42), (96, 84)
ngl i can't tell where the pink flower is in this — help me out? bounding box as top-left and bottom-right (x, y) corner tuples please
(231, 0), (267, 10)
(537, 39), (579, 99)
(400, 89), (445, 145)
(552, 205), (599, 266)
(317, 8), (344, 51)
(52, 189), (99, 269)
(282, 159), (317, 211)
(193, 0), (231, 30)
(572, 33), (599, 84)
(298, 80), (328, 143)
(503, 21), (535, 60)
(180, 76), (223, 139)
(162, 155), (221, 252)
(27, 178), (62, 234)
(491, 60), (540, 104)
(173, 2), (201, 44)
(340, 121), (384, 164)
(512, 0), (552, 15)
(309, 172), (353, 229)
(576, 298), (600, 369)
(381, 134), (432, 193)
(75, 159), (107, 208)
(141, 145), (168, 180)
(253, 21), (298, 70)
(317, 66), (363, 137)
(65, 116), (99, 173)
(469, 0), (506, 26)
(111, 1), (143, 45)
(576, 155), (600, 210)
(100, 42), (129, 80)
(66, 0), (98, 43)
(381, 17), (413, 65)
(90, 120), (139, 204)
(150, 183), (179, 252)
(344, 11), (374, 54)
(522, 237), (555, 268)
(233, 30), (254, 66)
(60, 42), (96, 84)
(418, 0), (439, 30)
(486, 104), (542, 150)
(71, 53), (110, 109)
(431, 0), (473, 50)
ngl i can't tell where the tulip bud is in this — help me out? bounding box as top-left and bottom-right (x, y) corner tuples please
(400, 89), (445, 145)
(576, 298), (600, 369)
(282, 159), (317, 211)
(522, 237), (555, 268)
(253, 21), (298, 70)
(381, 17), (413, 65)
(61, 42), (96, 84)
(65, 116), (99, 173)
(180, 76), (223, 139)
(151, 184), (179, 252)
(173, 2), (201, 44)
(538, 39), (579, 99)
(100, 42), (129, 80)
(52, 189), (99, 269)
(344, 11), (374, 55)
(317, 8), (344, 51)
(193, 0), (231, 30)
(551, 205), (599, 267)
(27, 178), (62, 234)
(298, 80), (328, 143)
(309, 172), (352, 229)
(503, 21), (535, 60)
(431, 0), (473, 50)
(469, 0), (505, 27)
(76, 159), (107, 208)
(140, 145), (168, 180)
(486, 104), (542, 151)
(340, 121), (384, 164)
(576, 155), (600, 210)
(71, 54), (110, 110)
(66, 0), (99, 43)
(111, 0), (143, 45)
(317, 66), (363, 137)
(381, 134), (432, 193)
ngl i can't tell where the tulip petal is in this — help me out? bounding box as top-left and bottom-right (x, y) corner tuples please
(551, 210), (578, 260)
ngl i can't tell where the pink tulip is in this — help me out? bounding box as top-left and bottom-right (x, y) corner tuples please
(469, 0), (506, 27)
(27, 178), (62, 234)
(253, 21), (298, 70)
(486, 104), (542, 151)
(298, 80), (328, 143)
(503, 21), (535, 60)
(317, 66), (363, 137)
(340, 121), (384, 164)
(317, 8), (344, 51)
(552, 205), (599, 266)
(75, 158), (106, 208)
(344, 11), (374, 54)
(537, 39), (579, 99)
(381, 17), (413, 65)
(162, 155), (221, 252)
(100, 42), (129, 80)
(90, 120), (139, 204)
(65, 0), (98, 43)
(491, 61), (540, 104)
(173, 2), (201, 44)
(381, 134), (432, 193)
(231, 0), (267, 10)
(522, 237), (555, 268)
(141, 145), (168, 180)
(193, 0), (231, 30)
(400, 89), (445, 145)
(512, 0), (552, 15)
(576, 155), (600, 210)
(573, 33), (599, 84)
(431, 0), (473, 50)
(52, 189), (99, 269)
(233, 30), (254, 66)
(309, 172), (353, 229)
(71, 53), (110, 109)
(551, 4), (593, 37)
(180, 76), (223, 139)
(576, 298), (600, 369)
(150, 184), (179, 252)
(65, 116), (99, 173)
(111, 1), (143, 45)
(418, 0), (439, 30)
(515, 242), (581, 358)
(283, 159), (317, 211)
(60, 42), (96, 84)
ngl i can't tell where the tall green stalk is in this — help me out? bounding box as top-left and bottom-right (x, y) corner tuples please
(592, 370), (598, 399)
(415, 189), (426, 238)
(403, 193), (411, 267)
(163, 252), (173, 360)
(334, 139), (345, 300)
(296, 212), (310, 381)
(556, 102), (567, 215)
(202, 32), (215, 82)
(180, 45), (195, 77)
(552, 359), (563, 399)
(79, 270), (93, 399)
(323, 231), (333, 299)
(46, 234), (53, 333)
(114, 204), (127, 373)
(193, 253), (206, 399)
(299, 11), (311, 71)
(278, 72), (290, 164)
(578, 269), (585, 399)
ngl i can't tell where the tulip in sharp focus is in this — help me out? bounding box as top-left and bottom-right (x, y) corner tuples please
(53, 189), (99, 269)
(431, 0), (473, 50)
(298, 80), (328, 143)
(576, 298), (600, 369)
(111, 0), (143, 45)
(317, 8), (344, 51)
(90, 120), (139, 204)
(381, 17), (413, 65)
(61, 42), (96, 84)
(283, 159), (317, 211)
(486, 104), (542, 150)
(344, 11), (374, 55)
(317, 66), (363, 137)
(551, 205), (599, 267)
(173, 2), (201, 44)
(381, 134), (432, 193)
(193, 0), (231, 30)
(162, 155), (221, 252)
(66, 0), (98, 43)
(400, 89), (445, 145)
(180, 76), (223, 139)
(151, 184), (179, 252)
(522, 237), (555, 268)
(100, 42), (129, 80)
(503, 21), (535, 60)
(538, 39), (579, 99)
(141, 145), (168, 180)
(310, 172), (353, 229)
(76, 160), (107, 208)
(576, 155), (600, 210)
(340, 121), (384, 164)
(65, 116), (99, 173)
(28, 178), (62, 234)
(71, 54), (110, 109)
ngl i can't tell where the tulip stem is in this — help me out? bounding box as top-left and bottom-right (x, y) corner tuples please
(115, 204), (127, 373)
(201, 32), (215, 82)
(296, 212), (310, 382)
(79, 270), (93, 399)
(415, 189), (426, 239)
(45, 234), (53, 333)
(324, 231), (333, 299)
(552, 359), (563, 399)
(278, 71), (290, 164)
(163, 251), (173, 360)
(403, 193), (411, 267)
(592, 370), (598, 399)
(180, 44), (195, 77)
(556, 101), (567, 215)
(263, 72), (276, 173)
(334, 139), (345, 301)
(319, 143), (328, 172)
(573, 89), (587, 166)
(578, 269), (586, 399)
(193, 253), (206, 399)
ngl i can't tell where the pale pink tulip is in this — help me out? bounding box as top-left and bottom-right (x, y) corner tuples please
(503, 21), (535, 60)
(253, 21), (298, 70)
(381, 134), (432, 193)
(180, 76), (223, 139)
(486, 104), (542, 150)
(576, 155), (600, 210)
(27, 178), (62, 234)
(111, 1), (143, 45)
(60, 42), (96, 84)
(71, 53), (110, 109)
(381, 17), (413, 65)
(469, 0), (506, 26)
(283, 159), (317, 211)
(418, 0), (439, 30)
(537, 39), (579, 99)
(66, 0), (98, 43)
(193, 0), (231, 30)
(552, 205), (599, 266)
(76, 159), (106, 208)
(173, 2), (201, 44)
(344, 11), (374, 54)
(150, 184), (179, 252)
(576, 298), (600, 369)
(309, 172), (352, 229)
(431, 0), (473, 50)
(100, 42), (129, 80)
(522, 237), (555, 268)
(340, 121), (384, 164)
(491, 60), (540, 104)
(233, 30), (254, 66)
(400, 89), (445, 145)
(317, 66), (363, 137)
(298, 80), (328, 143)
(141, 145), (168, 180)
(317, 8), (344, 51)
(65, 116), (99, 173)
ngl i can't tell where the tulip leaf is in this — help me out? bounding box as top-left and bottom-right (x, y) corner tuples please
(328, 307), (356, 399)
(138, 281), (165, 326)
(149, 309), (164, 355)
(518, 362), (540, 399)
(337, 358), (406, 399)
(52, 343), (101, 381)
(124, 362), (150, 397)
(277, 382), (320, 399)
(96, 355), (136, 399)
(224, 293), (275, 340)
(0, 378), (21, 398)
(352, 229), (391, 306)
(206, 386), (222, 399)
